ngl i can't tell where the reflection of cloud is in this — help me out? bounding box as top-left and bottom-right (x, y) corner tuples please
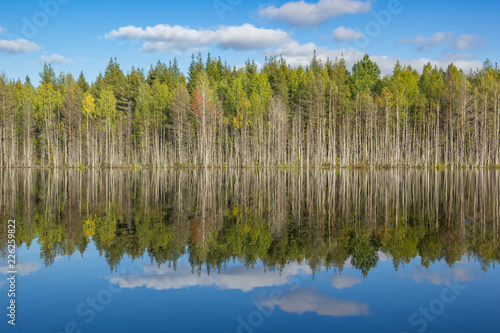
(0, 262), (41, 276)
(378, 251), (391, 262)
(331, 275), (361, 289)
(263, 289), (370, 317)
(343, 258), (353, 269)
(0, 280), (5, 288)
(457, 256), (473, 265)
(108, 263), (313, 292)
(400, 266), (479, 285)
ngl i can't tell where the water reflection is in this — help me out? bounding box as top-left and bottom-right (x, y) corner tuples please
(108, 262), (312, 292)
(331, 274), (362, 289)
(1, 169), (499, 276)
(263, 289), (371, 317)
(399, 266), (480, 285)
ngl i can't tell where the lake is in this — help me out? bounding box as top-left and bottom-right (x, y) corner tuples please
(1, 169), (499, 333)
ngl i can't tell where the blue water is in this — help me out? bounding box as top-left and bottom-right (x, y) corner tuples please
(2, 241), (498, 333)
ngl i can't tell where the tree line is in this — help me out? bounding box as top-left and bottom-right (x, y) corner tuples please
(0, 53), (499, 168)
(2, 169), (499, 275)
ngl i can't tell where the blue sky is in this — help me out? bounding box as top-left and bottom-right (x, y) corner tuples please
(0, 0), (498, 83)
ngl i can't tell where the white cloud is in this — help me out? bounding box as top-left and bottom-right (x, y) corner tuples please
(264, 40), (483, 75)
(107, 23), (483, 75)
(399, 266), (479, 285)
(0, 39), (40, 54)
(258, 0), (372, 28)
(105, 23), (291, 53)
(40, 53), (75, 65)
(0, 262), (42, 276)
(262, 289), (370, 316)
(372, 55), (482, 75)
(399, 32), (483, 52)
(454, 34), (481, 51)
(265, 40), (358, 68)
(333, 26), (364, 42)
(0, 26), (6, 35)
(217, 25), (290, 50)
(108, 262), (313, 292)
(331, 274), (362, 289)
(405, 32), (450, 52)
(441, 51), (475, 62)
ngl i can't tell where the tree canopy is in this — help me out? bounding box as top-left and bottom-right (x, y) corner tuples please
(0, 54), (499, 168)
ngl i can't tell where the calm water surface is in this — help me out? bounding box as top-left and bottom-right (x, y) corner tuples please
(1, 170), (499, 333)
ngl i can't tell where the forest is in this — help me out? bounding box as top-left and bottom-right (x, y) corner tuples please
(1, 169), (499, 275)
(0, 53), (499, 168)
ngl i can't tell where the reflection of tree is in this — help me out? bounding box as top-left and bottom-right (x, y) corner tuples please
(380, 225), (421, 271)
(1, 169), (499, 277)
(417, 231), (442, 268)
(349, 235), (379, 278)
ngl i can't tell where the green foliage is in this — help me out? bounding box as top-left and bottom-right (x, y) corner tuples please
(352, 54), (381, 96)
(1, 53), (500, 168)
(5, 170), (500, 276)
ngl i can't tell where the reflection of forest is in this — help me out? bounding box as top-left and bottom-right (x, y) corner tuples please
(1, 170), (499, 276)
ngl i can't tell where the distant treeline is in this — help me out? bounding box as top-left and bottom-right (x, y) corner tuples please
(2, 169), (499, 275)
(0, 53), (499, 168)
